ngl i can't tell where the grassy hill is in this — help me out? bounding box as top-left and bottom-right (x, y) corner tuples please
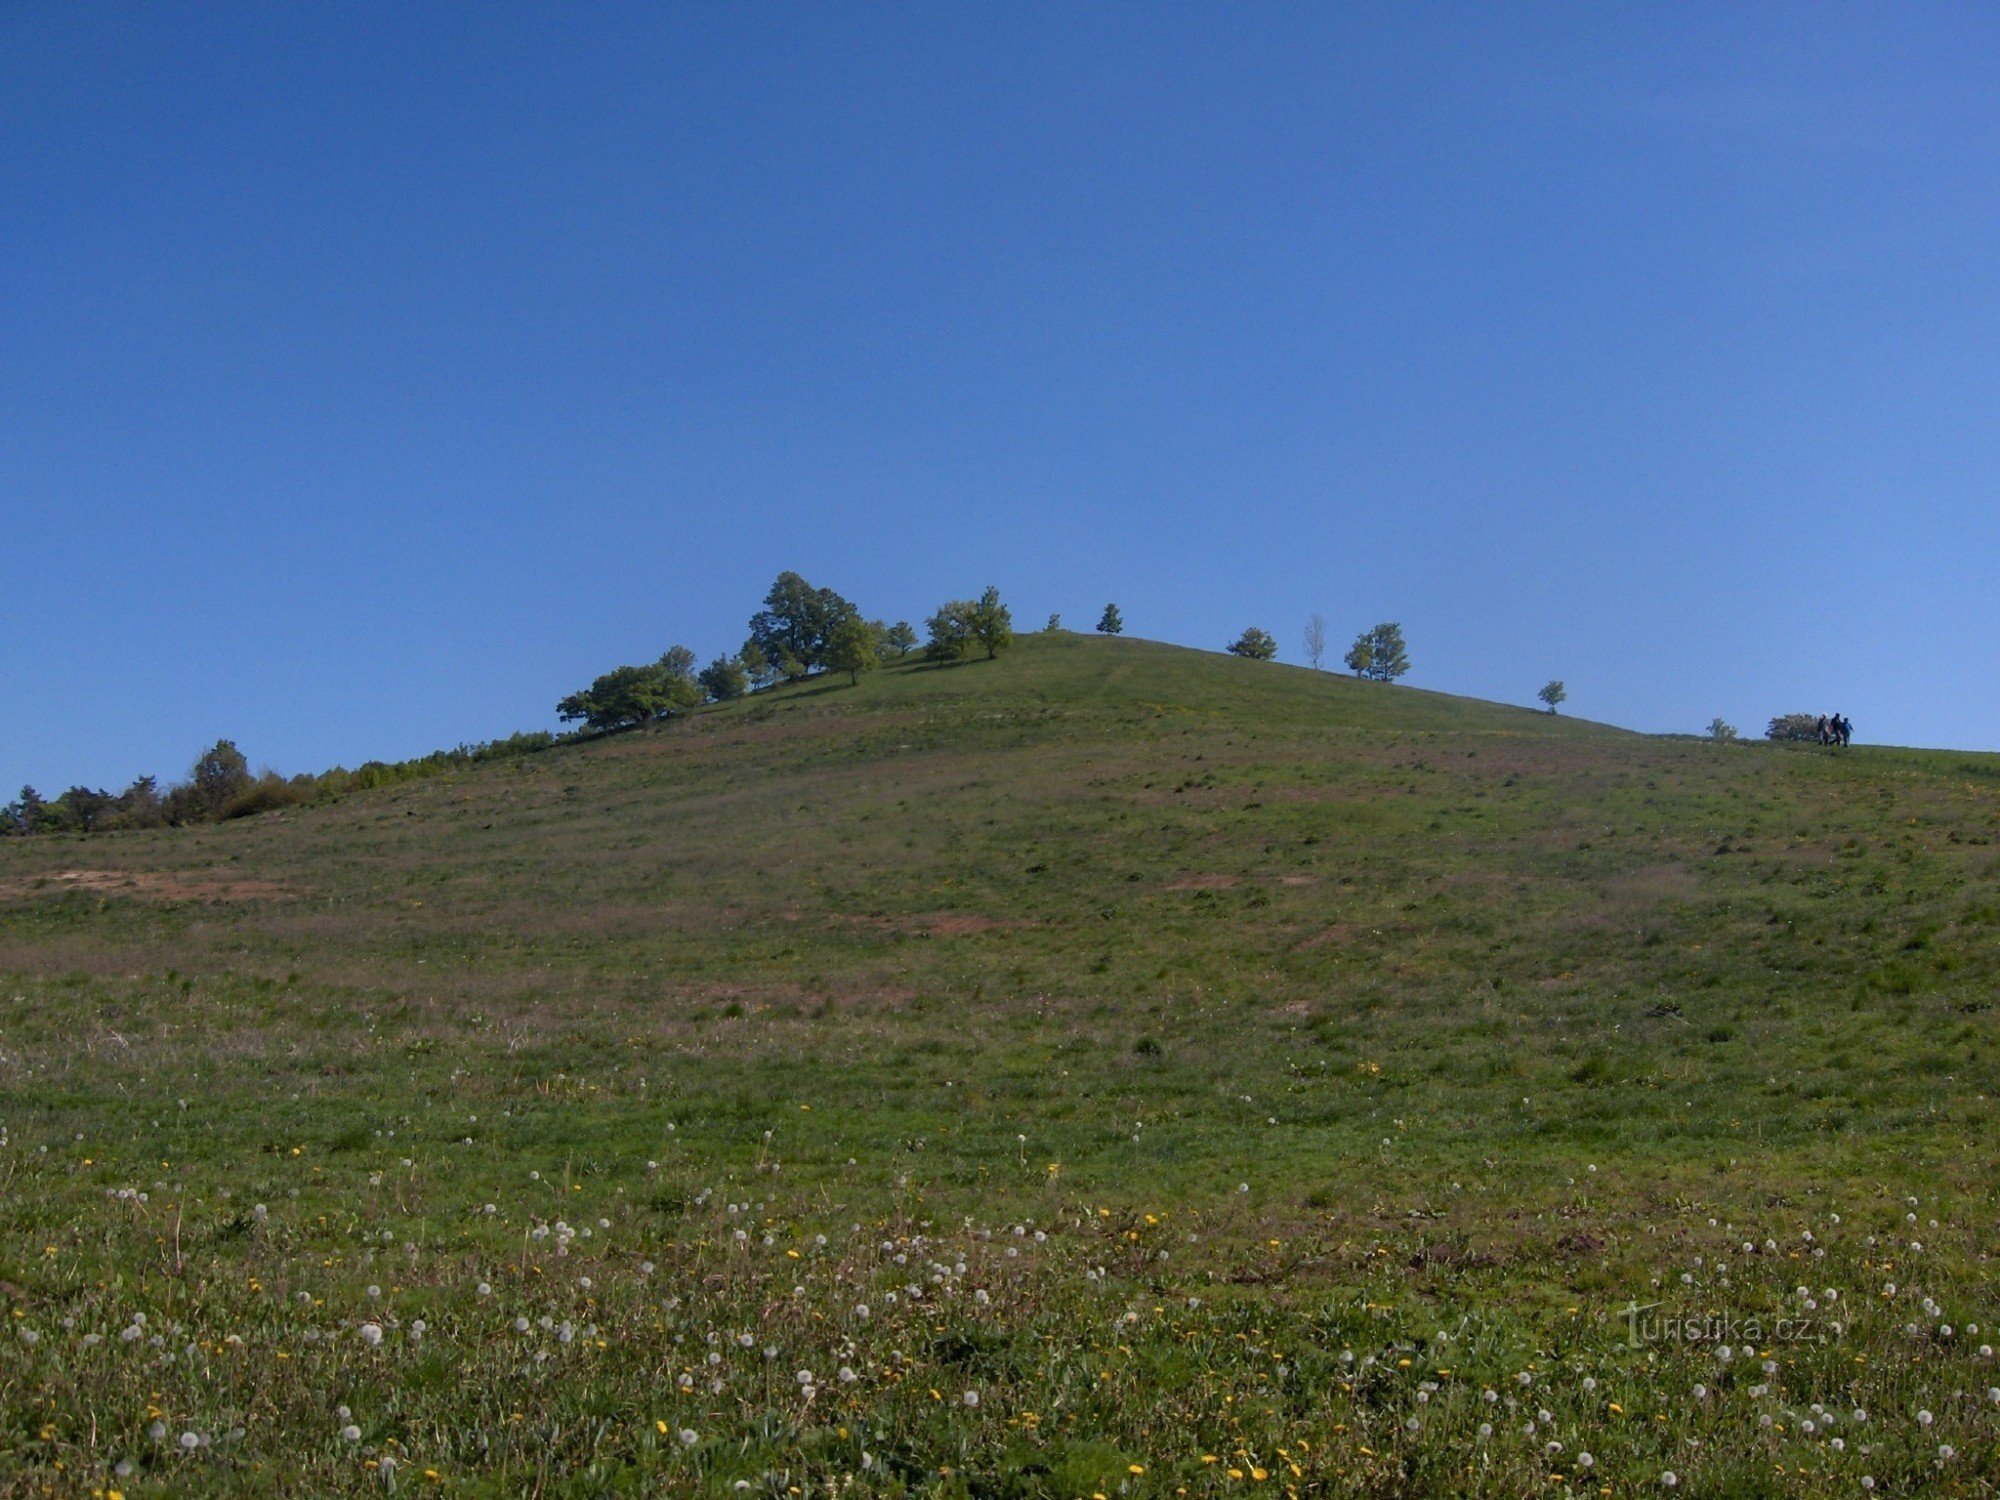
(3, 632), (1997, 1495)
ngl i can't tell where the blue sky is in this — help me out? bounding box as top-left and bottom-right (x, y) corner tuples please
(6, 4), (1999, 793)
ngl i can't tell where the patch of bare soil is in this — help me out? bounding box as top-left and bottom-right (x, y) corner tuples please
(0, 869), (292, 903)
(1300, 922), (1375, 950)
(919, 913), (1002, 935)
(830, 911), (1017, 937)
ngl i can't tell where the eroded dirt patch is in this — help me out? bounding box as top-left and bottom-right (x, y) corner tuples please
(0, 868), (293, 903)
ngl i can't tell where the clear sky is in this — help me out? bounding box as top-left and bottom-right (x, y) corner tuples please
(6, 4), (1999, 794)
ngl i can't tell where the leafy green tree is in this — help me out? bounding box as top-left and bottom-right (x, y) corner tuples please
(1538, 680), (1566, 714)
(557, 664), (664, 732)
(747, 571), (858, 678)
(884, 621), (918, 657)
(1045, 613), (1061, 632)
(1708, 717), (1739, 743)
(1097, 603), (1123, 635)
(739, 641), (778, 690)
(699, 655), (748, 702)
(660, 645), (698, 685)
(33, 794), (82, 834)
(1370, 623), (1410, 682)
(825, 615), (883, 686)
(968, 586), (1013, 660)
(190, 739), (253, 817)
(925, 600), (976, 662)
(3, 785), (46, 835)
(658, 647), (703, 717)
(1347, 623), (1409, 682)
(557, 652), (697, 732)
(58, 786), (119, 832)
(1766, 713), (1820, 742)
(925, 588), (1014, 664)
(1227, 627), (1277, 660)
(110, 775), (165, 830)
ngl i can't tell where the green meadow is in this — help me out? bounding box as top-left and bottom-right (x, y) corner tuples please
(2, 632), (1997, 1495)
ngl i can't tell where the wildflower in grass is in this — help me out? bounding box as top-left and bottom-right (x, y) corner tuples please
(962, 1390), (978, 1406)
(179, 1431), (201, 1450)
(1661, 1474), (1677, 1488)
(359, 1323), (384, 1346)
(678, 1429), (698, 1447)
(342, 1425), (362, 1442)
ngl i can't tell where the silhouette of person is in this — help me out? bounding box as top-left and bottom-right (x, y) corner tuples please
(1816, 714), (1830, 746)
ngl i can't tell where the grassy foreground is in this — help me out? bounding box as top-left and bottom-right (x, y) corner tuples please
(2, 633), (1998, 1496)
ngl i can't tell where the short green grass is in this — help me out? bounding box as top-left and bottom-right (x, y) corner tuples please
(2, 633), (1997, 1495)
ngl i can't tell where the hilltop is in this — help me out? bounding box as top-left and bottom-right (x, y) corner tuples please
(2, 632), (1997, 1494)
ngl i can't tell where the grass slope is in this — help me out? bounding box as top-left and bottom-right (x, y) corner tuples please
(2, 632), (1997, 1495)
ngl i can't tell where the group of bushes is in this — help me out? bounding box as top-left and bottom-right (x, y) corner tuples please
(1219, 617), (1413, 682)
(555, 573), (1015, 731)
(3, 731), (557, 838)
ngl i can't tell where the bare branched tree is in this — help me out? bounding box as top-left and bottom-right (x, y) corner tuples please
(1303, 612), (1326, 671)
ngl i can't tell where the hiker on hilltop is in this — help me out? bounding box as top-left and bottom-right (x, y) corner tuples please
(1836, 713), (1852, 747)
(1816, 714), (1830, 746)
